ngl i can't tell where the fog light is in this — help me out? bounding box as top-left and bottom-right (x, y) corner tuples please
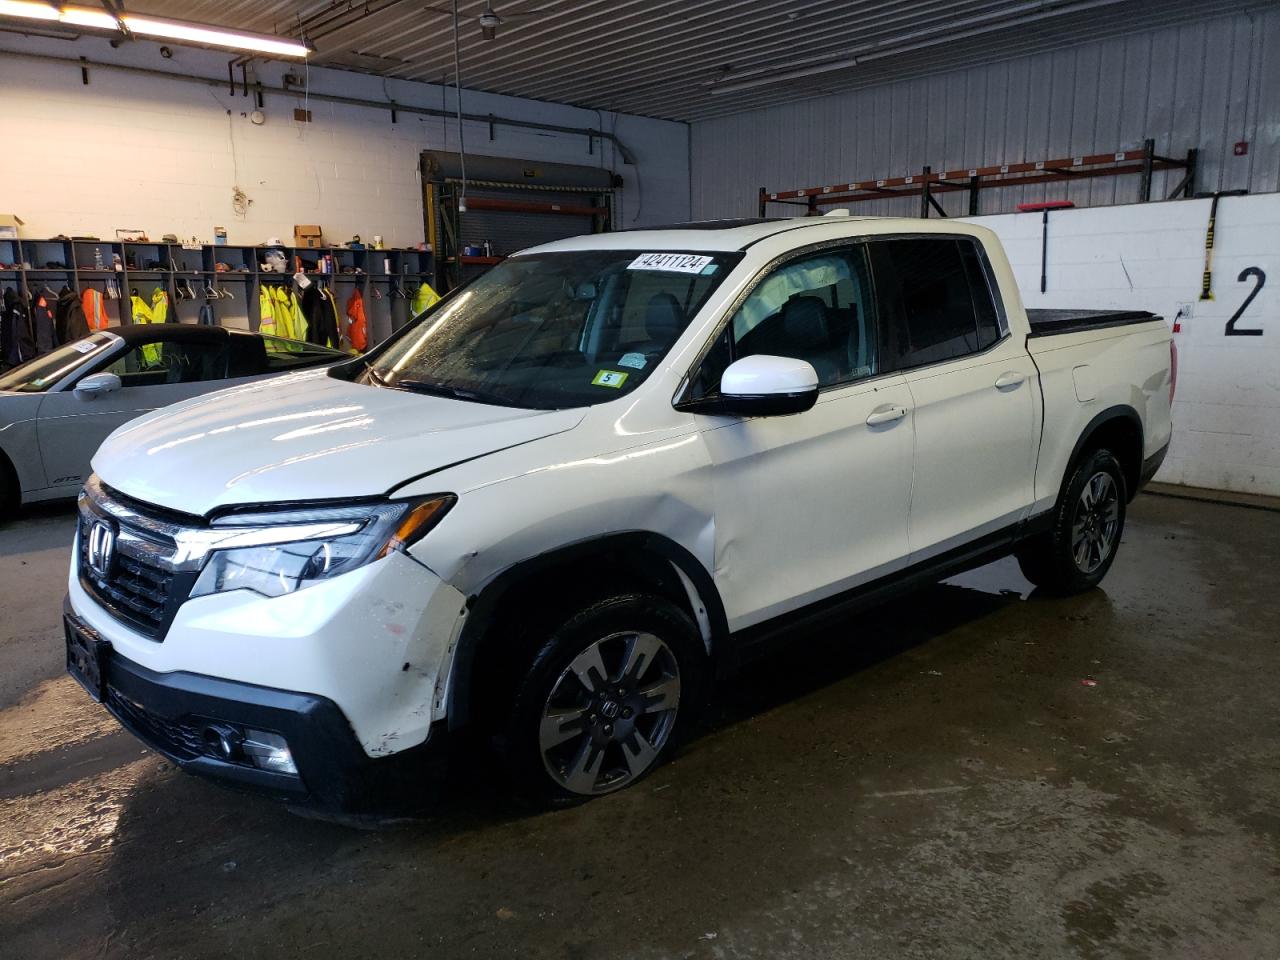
(203, 723), (243, 761)
(241, 729), (298, 775)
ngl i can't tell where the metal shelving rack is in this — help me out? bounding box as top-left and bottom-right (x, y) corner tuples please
(0, 238), (434, 338)
(759, 139), (1198, 218)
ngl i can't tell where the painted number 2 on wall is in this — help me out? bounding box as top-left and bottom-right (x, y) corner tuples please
(1225, 267), (1266, 337)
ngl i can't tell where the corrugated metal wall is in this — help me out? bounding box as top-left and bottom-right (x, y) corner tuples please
(691, 8), (1280, 220)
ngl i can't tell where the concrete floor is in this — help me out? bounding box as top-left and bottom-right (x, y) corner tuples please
(2, 494), (1278, 959)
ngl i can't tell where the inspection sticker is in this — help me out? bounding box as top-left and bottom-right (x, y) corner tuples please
(628, 253), (714, 274)
(618, 352), (648, 369)
(592, 370), (629, 388)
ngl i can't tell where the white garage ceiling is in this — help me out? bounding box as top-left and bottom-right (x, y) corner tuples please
(37, 0), (1267, 120)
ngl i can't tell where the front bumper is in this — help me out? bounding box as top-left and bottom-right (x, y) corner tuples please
(68, 598), (451, 811)
(67, 543), (468, 759)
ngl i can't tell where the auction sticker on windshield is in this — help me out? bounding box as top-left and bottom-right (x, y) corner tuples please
(628, 253), (715, 274)
(592, 370), (629, 388)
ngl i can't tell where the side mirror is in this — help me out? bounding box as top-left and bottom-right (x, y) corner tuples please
(681, 355), (819, 417)
(74, 372), (122, 400)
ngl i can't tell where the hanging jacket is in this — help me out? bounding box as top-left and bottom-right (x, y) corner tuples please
(412, 281), (441, 316)
(301, 283), (339, 349)
(258, 285), (277, 336)
(31, 292), (57, 355)
(3, 287), (36, 366)
(132, 293), (160, 365)
(150, 287), (170, 325)
(329, 289), (347, 353)
(130, 294), (152, 324)
(0, 288), (11, 366)
(268, 285), (306, 342)
(82, 287), (110, 331)
(344, 287), (368, 353)
(56, 286), (90, 344)
(198, 301), (217, 327)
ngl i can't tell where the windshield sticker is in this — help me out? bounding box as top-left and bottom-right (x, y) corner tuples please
(618, 352), (647, 370)
(592, 370), (629, 388)
(71, 340), (101, 354)
(628, 253), (715, 274)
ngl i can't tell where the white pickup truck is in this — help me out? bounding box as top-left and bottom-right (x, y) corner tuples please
(64, 217), (1174, 811)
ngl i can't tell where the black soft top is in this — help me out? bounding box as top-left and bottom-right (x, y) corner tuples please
(106, 323), (249, 345)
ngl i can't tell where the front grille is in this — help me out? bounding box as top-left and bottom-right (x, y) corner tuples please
(78, 519), (176, 636)
(106, 685), (207, 760)
(76, 477), (201, 641)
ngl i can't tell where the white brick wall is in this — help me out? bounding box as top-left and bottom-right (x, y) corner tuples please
(965, 193), (1280, 496)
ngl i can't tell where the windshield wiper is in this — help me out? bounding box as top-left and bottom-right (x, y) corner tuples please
(391, 379), (508, 406)
(361, 361), (388, 387)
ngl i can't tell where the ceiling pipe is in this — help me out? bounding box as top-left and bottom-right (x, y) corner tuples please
(0, 48), (638, 164)
(707, 0), (1133, 95)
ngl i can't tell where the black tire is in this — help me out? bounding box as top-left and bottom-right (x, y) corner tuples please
(500, 593), (705, 804)
(0, 454), (17, 518)
(1016, 448), (1127, 595)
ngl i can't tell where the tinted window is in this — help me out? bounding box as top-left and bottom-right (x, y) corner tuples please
(691, 246), (877, 399)
(960, 240), (1004, 349)
(104, 338), (228, 386)
(870, 238), (997, 369)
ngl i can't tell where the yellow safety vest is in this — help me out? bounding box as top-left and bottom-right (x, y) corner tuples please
(412, 282), (440, 315)
(258, 286), (277, 336)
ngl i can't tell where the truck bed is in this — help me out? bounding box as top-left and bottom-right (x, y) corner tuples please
(1026, 309), (1162, 337)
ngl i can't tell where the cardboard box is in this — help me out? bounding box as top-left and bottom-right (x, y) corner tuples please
(0, 214), (24, 240)
(293, 224), (323, 248)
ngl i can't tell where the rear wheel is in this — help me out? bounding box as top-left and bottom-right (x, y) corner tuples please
(1016, 448), (1127, 595)
(501, 594), (704, 802)
(0, 454), (18, 517)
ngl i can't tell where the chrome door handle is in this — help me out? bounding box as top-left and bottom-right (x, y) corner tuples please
(995, 371), (1026, 389)
(866, 404), (907, 426)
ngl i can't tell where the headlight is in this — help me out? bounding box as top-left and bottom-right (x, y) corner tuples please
(190, 495), (455, 600)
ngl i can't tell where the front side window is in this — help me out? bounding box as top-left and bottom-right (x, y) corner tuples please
(363, 250), (738, 409)
(689, 246), (878, 400)
(103, 338), (228, 386)
(869, 237), (1002, 370)
(0, 333), (118, 393)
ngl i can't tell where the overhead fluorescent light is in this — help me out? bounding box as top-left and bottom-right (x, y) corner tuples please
(0, 1), (310, 58)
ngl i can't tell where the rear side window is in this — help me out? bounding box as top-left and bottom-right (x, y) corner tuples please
(869, 237), (1002, 370)
(959, 240), (1005, 348)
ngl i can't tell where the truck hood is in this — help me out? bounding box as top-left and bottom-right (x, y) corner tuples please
(93, 370), (586, 515)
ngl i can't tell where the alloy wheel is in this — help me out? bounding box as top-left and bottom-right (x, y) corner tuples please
(1071, 471), (1120, 574)
(539, 630), (681, 796)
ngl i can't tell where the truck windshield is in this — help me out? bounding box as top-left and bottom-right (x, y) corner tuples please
(0, 333), (120, 393)
(363, 250), (739, 409)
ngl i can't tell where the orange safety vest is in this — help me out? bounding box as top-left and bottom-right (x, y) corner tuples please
(345, 288), (368, 352)
(81, 288), (110, 331)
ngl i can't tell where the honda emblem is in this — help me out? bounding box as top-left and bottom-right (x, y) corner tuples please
(86, 520), (117, 579)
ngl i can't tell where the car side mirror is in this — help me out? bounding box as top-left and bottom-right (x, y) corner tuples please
(74, 372), (122, 400)
(680, 355), (819, 417)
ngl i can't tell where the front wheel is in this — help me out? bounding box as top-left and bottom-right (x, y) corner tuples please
(502, 594), (705, 802)
(1016, 448), (1127, 595)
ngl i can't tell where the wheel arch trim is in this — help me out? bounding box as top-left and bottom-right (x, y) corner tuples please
(445, 531), (727, 730)
(1063, 405), (1145, 500)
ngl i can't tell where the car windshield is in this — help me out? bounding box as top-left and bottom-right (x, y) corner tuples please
(363, 250), (739, 409)
(0, 332), (120, 393)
